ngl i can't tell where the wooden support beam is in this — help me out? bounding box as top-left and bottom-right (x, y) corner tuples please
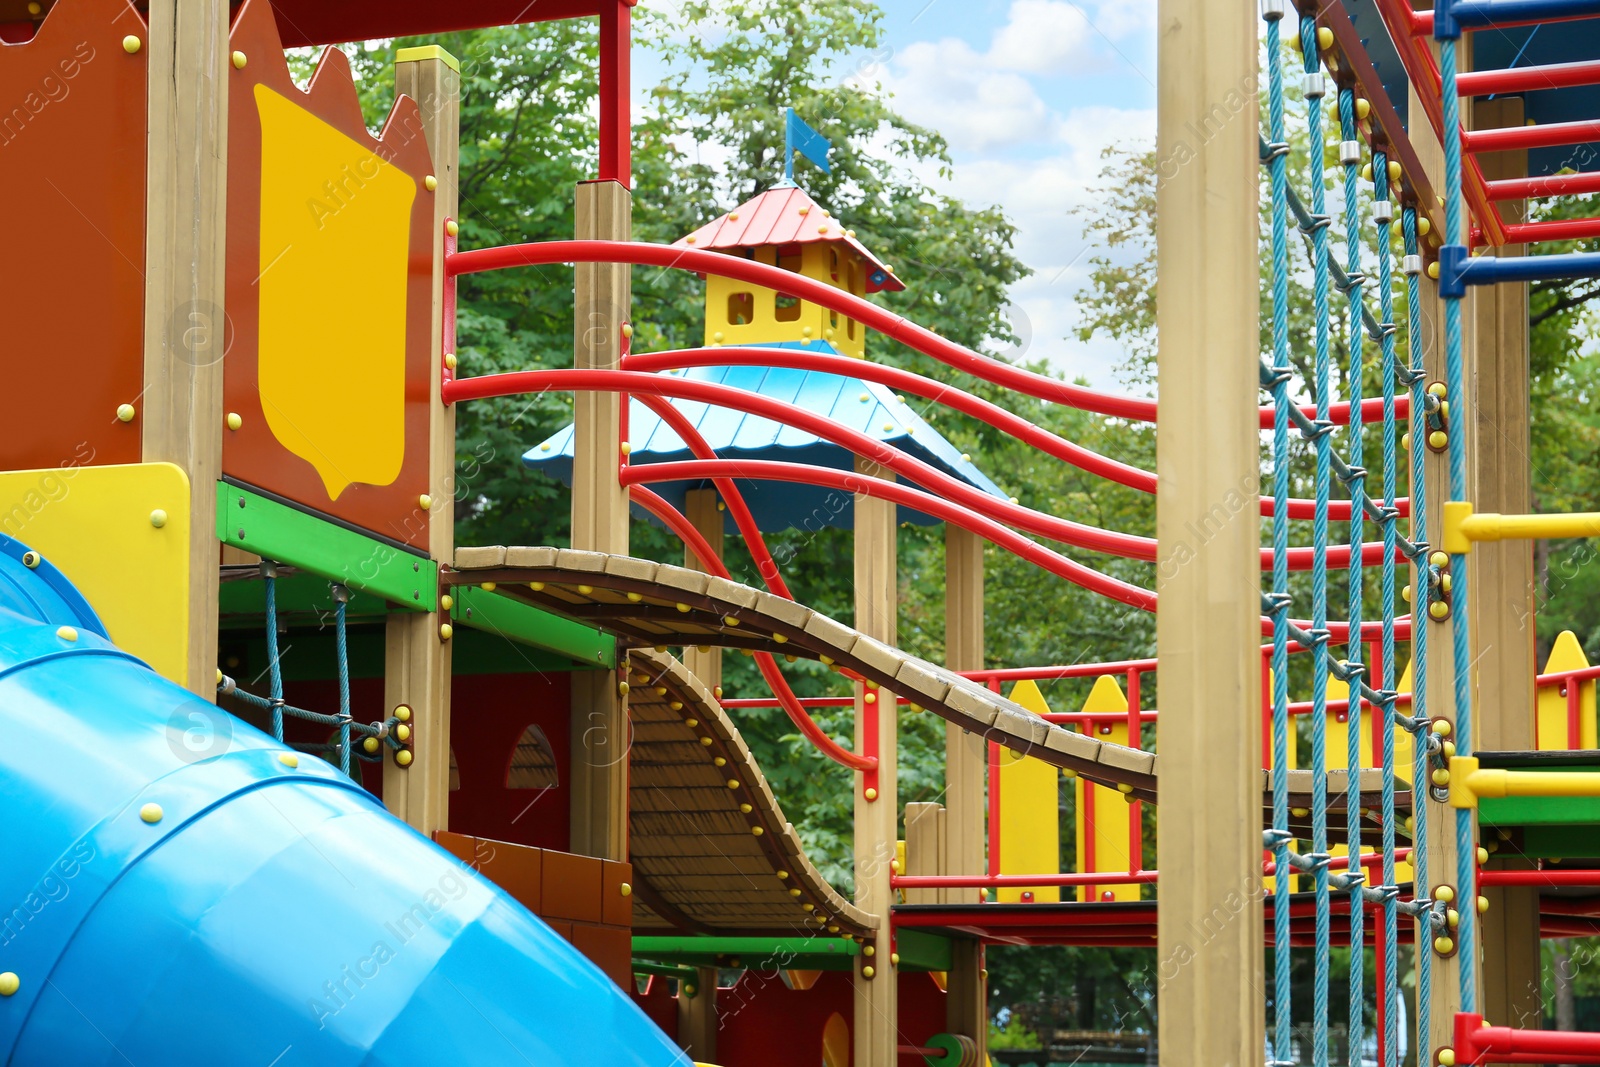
(140, 0), (229, 698)
(676, 965), (717, 1064)
(569, 179), (632, 862)
(1468, 95), (1541, 1036)
(383, 48), (461, 833)
(1152, 0), (1263, 1057)
(903, 801), (944, 906)
(683, 487), (723, 694)
(1407, 64), (1480, 1052)
(943, 524), (987, 1058)
(853, 455), (897, 1067)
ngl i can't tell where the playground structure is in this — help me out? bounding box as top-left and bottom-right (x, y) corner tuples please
(4, 0), (1600, 1063)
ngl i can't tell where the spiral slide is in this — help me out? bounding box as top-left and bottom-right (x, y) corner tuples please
(0, 538), (686, 1066)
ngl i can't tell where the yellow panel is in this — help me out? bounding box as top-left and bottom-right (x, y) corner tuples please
(0, 463), (190, 684)
(1320, 660), (1414, 885)
(998, 679), (1061, 902)
(1538, 631), (1596, 750)
(1072, 675), (1139, 902)
(255, 84), (416, 500)
(699, 244), (861, 355)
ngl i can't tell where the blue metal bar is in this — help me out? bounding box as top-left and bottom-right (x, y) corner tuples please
(1440, 244), (1600, 297)
(1440, 0), (1600, 36)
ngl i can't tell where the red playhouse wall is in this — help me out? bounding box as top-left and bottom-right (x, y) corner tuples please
(280, 669), (572, 853)
(631, 966), (950, 1066)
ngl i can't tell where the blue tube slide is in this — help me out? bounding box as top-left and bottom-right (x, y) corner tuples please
(0, 534), (687, 1066)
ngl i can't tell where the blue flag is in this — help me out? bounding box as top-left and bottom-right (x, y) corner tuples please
(785, 107), (831, 181)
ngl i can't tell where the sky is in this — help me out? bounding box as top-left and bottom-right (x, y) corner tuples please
(869, 0), (1156, 387)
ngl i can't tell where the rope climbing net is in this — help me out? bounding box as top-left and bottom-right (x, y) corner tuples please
(217, 561), (411, 781)
(1259, 5), (1451, 1062)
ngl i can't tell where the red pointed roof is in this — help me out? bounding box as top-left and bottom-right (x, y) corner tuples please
(674, 185), (906, 293)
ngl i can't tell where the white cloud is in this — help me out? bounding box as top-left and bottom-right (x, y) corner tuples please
(989, 0), (1097, 74)
(889, 39), (1058, 152)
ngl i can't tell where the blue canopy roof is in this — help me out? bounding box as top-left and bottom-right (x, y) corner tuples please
(523, 352), (1007, 533)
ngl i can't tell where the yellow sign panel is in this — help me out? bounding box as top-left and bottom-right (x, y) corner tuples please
(0, 463), (190, 684)
(1538, 631), (1595, 750)
(254, 83), (415, 500)
(1072, 675), (1140, 903)
(998, 679), (1061, 902)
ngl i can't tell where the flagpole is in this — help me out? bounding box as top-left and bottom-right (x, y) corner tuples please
(784, 107), (795, 184)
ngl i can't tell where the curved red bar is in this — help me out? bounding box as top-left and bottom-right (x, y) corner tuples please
(447, 240), (1397, 427)
(627, 484), (877, 773)
(624, 347), (1410, 521)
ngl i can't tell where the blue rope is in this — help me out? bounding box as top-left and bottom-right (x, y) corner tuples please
(1303, 24), (1334, 1061)
(1338, 87), (1366, 1067)
(1373, 148), (1401, 1067)
(1264, 10), (1293, 1060)
(336, 590), (352, 777)
(265, 569), (284, 742)
(1402, 203), (1433, 1065)
(1439, 32), (1479, 1017)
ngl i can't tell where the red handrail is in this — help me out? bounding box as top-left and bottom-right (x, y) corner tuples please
(623, 346), (1407, 486)
(449, 240), (1418, 419)
(628, 484), (876, 773)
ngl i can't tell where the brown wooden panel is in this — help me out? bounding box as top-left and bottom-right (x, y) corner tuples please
(478, 835), (543, 915)
(432, 829), (478, 865)
(601, 858), (633, 927)
(222, 0), (435, 550)
(571, 922), (632, 988)
(0, 0), (146, 476)
(541, 847), (603, 923)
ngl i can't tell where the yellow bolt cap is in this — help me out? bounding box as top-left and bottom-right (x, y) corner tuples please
(864, 786), (878, 801)
(862, 965), (875, 978)
(140, 802), (163, 824)
(278, 753), (299, 768)
(1434, 719), (1453, 737)
(1431, 768), (1450, 786)
(445, 220), (459, 237)
(122, 35), (141, 53)
(619, 882), (632, 896)
(1436, 885), (1456, 903)
(439, 623), (453, 640)
(363, 737), (380, 753)
(55, 626), (77, 642)
(395, 705), (412, 722)
(396, 724), (411, 742)
(1434, 936), (1454, 954)
(1317, 26), (1333, 48)
(440, 594), (453, 611)
(1478, 895), (1489, 914)
(0, 972), (17, 996)
(1428, 430), (1448, 449)
(1477, 846), (1489, 864)
(396, 749), (413, 767)
(149, 510), (168, 529)
(418, 494), (433, 511)
(1418, 216), (1432, 236)
(1429, 602), (1449, 620)
(1427, 261), (1440, 280)
(117, 403), (136, 422)
(425, 175), (438, 191)
(1439, 1050), (1456, 1066)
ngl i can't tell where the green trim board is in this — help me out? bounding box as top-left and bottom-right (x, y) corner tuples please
(1479, 753), (1600, 830)
(892, 928), (953, 972)
(632, 935), (860, 971)
(217, 483), (436, 610)
(452, 585), (615, 669)
(1519, 824), (1600, 860)
(219, 572), (390, 624)
(222, 625), (588, 683)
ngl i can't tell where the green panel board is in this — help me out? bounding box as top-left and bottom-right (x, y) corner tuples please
(1481, 793), (1600, 828)
(1521, 824), (1600, 860)
(632, 935), (859, 971)
(219, 572), (390, 626)
(218, 482), (436, 610)
(892, 928), (953, 973)
(452, 585), (614, 669)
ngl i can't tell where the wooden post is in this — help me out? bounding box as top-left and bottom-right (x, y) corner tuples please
(1407, 65), (1481, 1049)
(853, 455), (897, 1067)
(684, 487), (724, 693)
(1468, 96), (1541, 1034)
(903, 801), (944, 906)
(140, 0), (228, 698)
(1152, 0), (1263, 1056)
(943, 524), (987, 1056)
(383, 48), (461, 833)
(677, 967), (717, 1064)
(569, 179), (632, 861)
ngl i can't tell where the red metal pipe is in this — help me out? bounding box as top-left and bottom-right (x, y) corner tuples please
(1465, 119), (1600, 154)
(1496, 216), (1600, 245)
(1481, 867), (1600, 887)
(1487, 170), (1600, 200)
(448, 240), (1414, 419)
(596, 0), (631, 186)
(1458, 58), (1600, 97)
(626, 457), (1159, 610)
(987, 739), (1002, 882)
(624, 456), (1404, 575)
(623, 347), (1409, 489)
(628, 485), (875, 773)
(631, 393), (793, 599)
(452, 369), (1163, 568)
(1456, 1012), (1600, 1063)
